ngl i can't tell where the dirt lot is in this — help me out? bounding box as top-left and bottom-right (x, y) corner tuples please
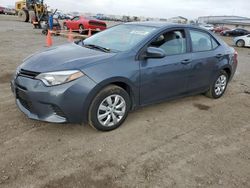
(0, 15), (250, 188)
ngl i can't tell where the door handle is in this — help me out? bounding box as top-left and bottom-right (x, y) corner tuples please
(216, 54), (224, 58)
(181, 59), (192, 65)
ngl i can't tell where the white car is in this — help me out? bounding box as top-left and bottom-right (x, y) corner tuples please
(199, 24), (214, 31)
(233, 34), (250, 47)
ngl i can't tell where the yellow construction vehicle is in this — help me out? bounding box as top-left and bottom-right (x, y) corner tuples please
(15, 0), (48, 28)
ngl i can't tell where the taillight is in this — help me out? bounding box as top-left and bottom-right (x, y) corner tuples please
(233, 50), (238, 65)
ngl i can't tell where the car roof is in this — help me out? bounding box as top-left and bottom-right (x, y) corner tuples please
(125, 21), (182, 28)
(125, 21), (205, 30)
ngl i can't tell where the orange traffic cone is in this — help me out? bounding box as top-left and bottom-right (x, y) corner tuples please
(88, 28), (92, 37)
(46, 30), (53, 47)
(68, 29), (73, 42)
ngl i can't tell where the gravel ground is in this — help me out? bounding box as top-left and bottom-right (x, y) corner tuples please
(0, 15), (250, 188)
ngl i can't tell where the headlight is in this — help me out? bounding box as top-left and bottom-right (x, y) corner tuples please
(36, 70), (84, 86)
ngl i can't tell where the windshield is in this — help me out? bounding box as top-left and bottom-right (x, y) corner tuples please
(83, 24), (157, 52)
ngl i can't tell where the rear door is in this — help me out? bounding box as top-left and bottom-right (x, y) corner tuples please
(187, 29), (224, 92)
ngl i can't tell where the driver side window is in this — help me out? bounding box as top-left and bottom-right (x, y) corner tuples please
(149, 29), (187, 56)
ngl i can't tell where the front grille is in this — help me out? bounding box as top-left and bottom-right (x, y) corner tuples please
(89, 21), (106, 28)
(19, 98), (32, 111)
(50, 105), (66, 118)
(19, 69), (40, 79)
(16, 89), (32, 111)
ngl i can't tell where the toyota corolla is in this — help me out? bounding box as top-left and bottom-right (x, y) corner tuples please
(11, 22), (238, 131)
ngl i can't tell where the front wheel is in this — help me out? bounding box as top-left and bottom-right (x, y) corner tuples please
(205, 70), (228, 99)
(42, 29), (48, 35)
(88, 85), (131, 131)
(236, 40), (245, 47)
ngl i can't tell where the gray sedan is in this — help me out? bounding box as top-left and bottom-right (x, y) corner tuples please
(11, 22), (238, 131)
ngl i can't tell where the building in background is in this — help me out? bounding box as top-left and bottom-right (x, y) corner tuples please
(168, 16), (188, 24)
(198, 16), (250, 30)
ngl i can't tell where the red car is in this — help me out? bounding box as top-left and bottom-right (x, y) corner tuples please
(63, 16), (107, 34)
(212, 26), (230, 33)
(0, 6), (5, 14)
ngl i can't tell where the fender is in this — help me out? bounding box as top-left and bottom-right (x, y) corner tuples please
(211, 61), (232, 84)
(81, 76), (139, 124)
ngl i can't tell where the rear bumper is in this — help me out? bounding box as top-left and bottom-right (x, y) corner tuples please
(11, 75), (96, 123)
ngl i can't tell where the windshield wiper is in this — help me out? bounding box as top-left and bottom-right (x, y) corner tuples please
(84, 44), (111, 53)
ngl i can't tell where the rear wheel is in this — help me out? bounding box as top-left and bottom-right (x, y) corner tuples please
(236, 39), (245, 47)
(63, 23), (68, 30)
(18, 9), (29, 22)
(88, 85), (131, 131)
(205, 70), (229, 99)
(79, 24), (84, 34)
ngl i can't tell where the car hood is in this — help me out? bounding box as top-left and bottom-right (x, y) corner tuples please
(20, 43), (116, 73)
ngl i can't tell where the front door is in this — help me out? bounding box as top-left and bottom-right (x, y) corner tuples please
(140, 29), (192, 105)
(70, 16), (80, 30)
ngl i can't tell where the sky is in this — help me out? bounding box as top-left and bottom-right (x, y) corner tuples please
(1, 0), (249, 19)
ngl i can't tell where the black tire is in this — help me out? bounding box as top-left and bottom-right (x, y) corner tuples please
(18, 9), (29, 22)
(88, 85), (131, 131)
(34, 24), (41, 29)
(205, 70), (229, 99)
(236, 39), (245, 47)
(63, 23), (68, 30)
(79, 24), (84, 34)
(42, 29), (48, 35)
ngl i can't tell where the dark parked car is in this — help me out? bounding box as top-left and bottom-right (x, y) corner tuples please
(221, 28), (250, 37)
(11, 22), (238, 131)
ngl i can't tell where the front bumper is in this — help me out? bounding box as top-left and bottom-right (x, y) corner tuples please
(11, 75), (96, 123)
(232, 38), (237, 46)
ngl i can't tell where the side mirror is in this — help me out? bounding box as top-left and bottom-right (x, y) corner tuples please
(144, 47), (166, 59)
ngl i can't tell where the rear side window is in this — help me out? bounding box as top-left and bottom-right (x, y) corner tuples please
(190, 30), (219, 52)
